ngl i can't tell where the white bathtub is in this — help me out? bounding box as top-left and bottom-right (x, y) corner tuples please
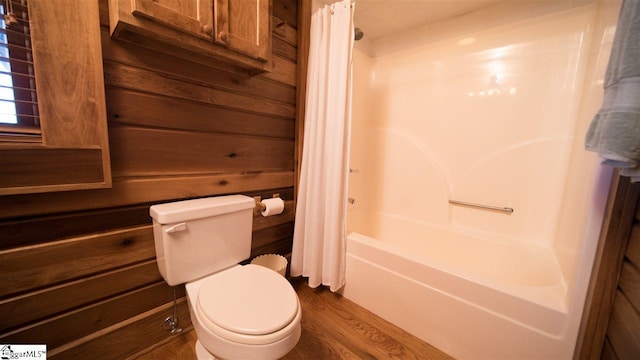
(344, 2), (621, 358)
(342, 220), (573, 359)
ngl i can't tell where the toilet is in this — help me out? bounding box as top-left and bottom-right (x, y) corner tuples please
(150, 195), (301, 360)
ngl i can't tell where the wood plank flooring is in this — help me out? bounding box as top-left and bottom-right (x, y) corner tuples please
(133, 277), (453, 359)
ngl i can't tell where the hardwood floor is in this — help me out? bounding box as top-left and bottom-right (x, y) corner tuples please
(133, 277), (453, 359)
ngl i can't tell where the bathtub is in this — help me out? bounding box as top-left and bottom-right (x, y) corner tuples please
(343, 1), (621, 358)
(342, 216), (573, 359)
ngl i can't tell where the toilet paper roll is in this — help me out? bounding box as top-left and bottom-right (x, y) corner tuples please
(260, 197), (285, 217)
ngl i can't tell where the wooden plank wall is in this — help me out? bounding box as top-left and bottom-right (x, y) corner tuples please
(0, 0), (299, 358)
(602, 188), (640, 359)
(577, 176), (640, 359)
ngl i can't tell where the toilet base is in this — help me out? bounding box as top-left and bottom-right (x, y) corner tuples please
(195, 340), (216, 360)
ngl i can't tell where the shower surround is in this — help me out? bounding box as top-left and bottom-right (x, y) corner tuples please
(343, 1), (620, 358)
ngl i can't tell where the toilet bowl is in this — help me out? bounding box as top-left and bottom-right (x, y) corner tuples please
(149, 195), (302, 359)
(186, 265), (301, 360)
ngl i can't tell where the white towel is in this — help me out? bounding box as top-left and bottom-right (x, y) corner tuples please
(585, 0), (640, 182)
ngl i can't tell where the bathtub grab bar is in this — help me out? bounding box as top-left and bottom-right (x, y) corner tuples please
(449, 200), (514, 213)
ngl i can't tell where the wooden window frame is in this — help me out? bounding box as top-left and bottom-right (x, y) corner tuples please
(0, 0), (111, 195)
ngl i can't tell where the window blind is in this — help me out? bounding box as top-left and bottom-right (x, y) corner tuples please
(0, 0), (39, 136)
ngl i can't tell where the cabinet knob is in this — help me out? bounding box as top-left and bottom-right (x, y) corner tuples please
(202, 24), (213, 36)
(218, 30), (229, 43)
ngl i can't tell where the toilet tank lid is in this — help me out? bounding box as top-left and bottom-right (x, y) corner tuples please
(150, 195), (255, 224)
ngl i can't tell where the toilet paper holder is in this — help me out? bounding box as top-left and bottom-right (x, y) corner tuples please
(254, 193), (281, 211)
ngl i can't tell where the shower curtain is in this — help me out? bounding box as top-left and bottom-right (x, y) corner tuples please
(290, 0), (354, 292)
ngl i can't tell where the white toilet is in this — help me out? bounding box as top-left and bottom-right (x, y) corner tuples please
(150, 195), (301, 360)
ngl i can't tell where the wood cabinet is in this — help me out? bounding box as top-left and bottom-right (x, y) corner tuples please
(130, 0), (213, 41)
(109, 0), (272, 75)
(212, 0), (271, 61)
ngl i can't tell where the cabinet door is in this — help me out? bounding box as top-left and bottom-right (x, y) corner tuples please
(213, 0), (271, 62)
(132, 0), (213, 41)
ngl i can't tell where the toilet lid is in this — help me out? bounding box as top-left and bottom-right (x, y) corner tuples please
(197, 264), (299, 336)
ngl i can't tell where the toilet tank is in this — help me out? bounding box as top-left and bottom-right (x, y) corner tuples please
(149, 195), (255, 286)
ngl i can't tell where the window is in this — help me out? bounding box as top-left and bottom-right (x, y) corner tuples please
(0, 0), (39, 140)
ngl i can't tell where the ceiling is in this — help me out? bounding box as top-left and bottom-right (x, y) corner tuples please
(354, 0), (499, 41)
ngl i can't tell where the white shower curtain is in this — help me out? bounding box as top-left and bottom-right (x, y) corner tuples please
(290, 0), (354, 292)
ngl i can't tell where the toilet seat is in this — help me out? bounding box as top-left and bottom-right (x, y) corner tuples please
(195, 264), (300, 345)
